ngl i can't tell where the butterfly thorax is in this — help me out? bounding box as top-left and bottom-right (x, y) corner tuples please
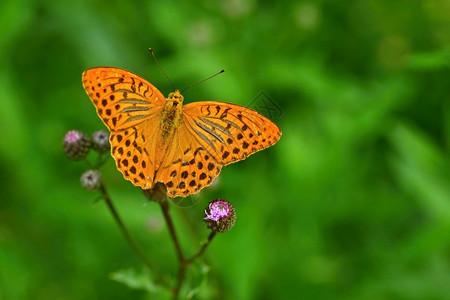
(160, 90), (184, 139)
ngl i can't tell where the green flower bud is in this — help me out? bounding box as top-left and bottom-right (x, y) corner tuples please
(80, 170), (102, 190)
(92, 130), (110, 153)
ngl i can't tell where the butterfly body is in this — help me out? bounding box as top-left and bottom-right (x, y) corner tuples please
(160, 90), (184, 139)
(155, 91), (184, 170)
(82, 67), (281, 198)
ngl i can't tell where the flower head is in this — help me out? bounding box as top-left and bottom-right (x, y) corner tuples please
(204, 199), (236, 232)
(80, 170), (102, 190)
(92, 130), (110, 153)
(63, 130), (91, 160)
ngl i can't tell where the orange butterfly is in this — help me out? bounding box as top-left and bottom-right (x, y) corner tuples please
(82, 67), (281, 198)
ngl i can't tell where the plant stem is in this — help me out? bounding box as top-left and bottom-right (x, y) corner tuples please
(84, 158), (95, 169)
(159, 200), (184, 262)
(142, 184), (217, 299)
(186, 231), (216, 263)
(159, 201), (217, 299)
(99, 182), (157, 273)
(158, 199), (186, 299)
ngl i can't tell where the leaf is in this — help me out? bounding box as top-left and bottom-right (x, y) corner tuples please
(110, 267), (171, 298)
(181, 262), (212, 300)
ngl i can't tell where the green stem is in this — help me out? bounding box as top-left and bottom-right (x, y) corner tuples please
(142, 185), (217, 299)
(159, 200), (185, 262)
(84, 158), (95, 169)
(159, 202), (217, 299)
(186, 231), (216, 263)
(158, 200), (186, 300)
(95, 152), (109, 168)
(95, 152), (103, 168)
(99, 182), (159, 275)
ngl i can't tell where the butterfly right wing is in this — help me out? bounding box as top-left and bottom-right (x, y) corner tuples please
(153, 101), (281, 198)
(183, 101), (281, 165)
(82, 67), (166, 188)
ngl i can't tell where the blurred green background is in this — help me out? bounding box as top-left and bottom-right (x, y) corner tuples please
(1, 0), (450, 299)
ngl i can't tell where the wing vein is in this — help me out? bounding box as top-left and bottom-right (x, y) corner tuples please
(124, 114), (151, 123)
(192, 126), (217, 151)
(193, 120), (225, 144)
(118, 98), (151, 104)
(182, 116), (223, 163)
(198, 117), (233, 137)
(120, 106), (151, 113)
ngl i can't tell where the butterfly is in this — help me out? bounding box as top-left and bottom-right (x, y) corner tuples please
(82, 67), (281, 198)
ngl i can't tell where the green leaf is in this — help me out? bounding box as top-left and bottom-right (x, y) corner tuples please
(110, 268), (171, 298)
(181, 262), (212, 300)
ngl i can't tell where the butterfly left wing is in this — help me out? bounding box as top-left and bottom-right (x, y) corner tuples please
(82, 67), (167, 189)
(154, 101), (281, 198)
(82, 67), (166, 131)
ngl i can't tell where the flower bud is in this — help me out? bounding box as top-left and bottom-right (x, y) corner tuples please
(204, 199), (236, 233)
(63, 130), (91, 160)
(80, 170), (102, 190)
(92, 130), (110, 153)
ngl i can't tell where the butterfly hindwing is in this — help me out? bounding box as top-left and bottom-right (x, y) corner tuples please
(109, 119), (162, 189)
(154, 122), (222, 198)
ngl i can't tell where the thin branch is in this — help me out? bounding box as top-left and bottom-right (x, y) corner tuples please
(158, 200), (187, 300)
(95, 152), (108, 168)
(159, 200), (184, 262)
(142, 185), (186, 299)
(186, 231), (216, 263)
(142, 184), (218, 300)
(84, 158), (95, 169)
(99, 182), (158, 274)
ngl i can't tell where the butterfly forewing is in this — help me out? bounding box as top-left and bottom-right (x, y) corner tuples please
(183, 101), (281, 165)
(82, 67), (166, 131)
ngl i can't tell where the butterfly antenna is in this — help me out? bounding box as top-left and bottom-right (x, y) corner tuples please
(180, 69), (225, 93)
(149, 48), (175, 90)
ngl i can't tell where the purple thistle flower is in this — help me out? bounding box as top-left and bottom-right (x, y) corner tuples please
(63, 130), (91, 160)
(65, 130), (81, 143)
(204, 199), (236, 232)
